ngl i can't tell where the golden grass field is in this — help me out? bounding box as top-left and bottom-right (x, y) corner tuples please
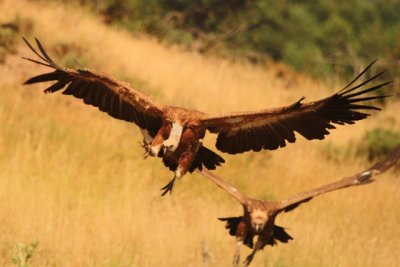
(1, 1), (400, 266)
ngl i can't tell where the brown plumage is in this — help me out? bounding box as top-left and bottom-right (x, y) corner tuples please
(23, 37), (390, 194)
(199, 146), (400, 266)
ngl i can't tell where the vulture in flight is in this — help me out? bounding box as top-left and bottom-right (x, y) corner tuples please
(199, 146), (400, 267)
(23, 38), (390, 195)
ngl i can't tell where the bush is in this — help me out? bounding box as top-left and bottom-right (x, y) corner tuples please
(358, 128), (400, 161)
(11, 241), (38, 267)
(54, 0), (400, 85)
(0, 16), (34, 63)
(0, 25), (19, 63)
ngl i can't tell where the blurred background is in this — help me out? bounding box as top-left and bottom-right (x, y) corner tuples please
(61, 0), (400, 83)
(0, 0), (399, 266)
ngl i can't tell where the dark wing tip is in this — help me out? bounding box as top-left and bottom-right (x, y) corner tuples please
(22, 37), (62, 70)
(339, 60), (387, 95)
(21, 36), (29, 46)
(357, 59), (380, 80)
(369, 59), (379, 67)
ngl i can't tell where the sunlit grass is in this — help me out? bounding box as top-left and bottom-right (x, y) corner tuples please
(0, 0), (399, 266)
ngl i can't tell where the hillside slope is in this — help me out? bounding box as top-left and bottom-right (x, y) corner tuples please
(0, 1), (399, 266)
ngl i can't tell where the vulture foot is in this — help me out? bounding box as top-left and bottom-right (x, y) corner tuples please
(160, 177), (176, 196)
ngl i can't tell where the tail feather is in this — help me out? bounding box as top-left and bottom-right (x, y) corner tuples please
(218, 217), (293, 249)
(189, 146), (225, 172)
(162, 146), (225, 173)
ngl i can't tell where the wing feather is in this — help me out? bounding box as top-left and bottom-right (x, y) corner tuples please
(198, 169), (249, 204)
(23, 37), (163, 133)
(276, 145), (400, 213)
(203, 62), (390, 154)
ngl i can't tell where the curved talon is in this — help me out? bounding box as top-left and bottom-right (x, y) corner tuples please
(243, 254), (254, 267)
(160, 177), (176, 196)
(139, 139), (152, 159)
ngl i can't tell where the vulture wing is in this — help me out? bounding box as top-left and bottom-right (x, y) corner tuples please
(203, 61), (390, 154)
(198, 169), (249, 204)
(276, 145), (400, 213)
(23, 38), (163, 133)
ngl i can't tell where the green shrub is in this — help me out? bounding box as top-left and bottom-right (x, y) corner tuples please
(11, 241), (38, 267)
(359, 128), (400, 161)
(49, 0), (400, 85)
(0, 16), (34, 63)
(0, 25), (18, 63)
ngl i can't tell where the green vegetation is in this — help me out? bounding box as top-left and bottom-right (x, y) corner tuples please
(358, 128), (400, 161)
(73, 0), (400, 81)
(0, 16), (33, 63)
(0, 25), (18, 63)
(11, 241), (38, 267)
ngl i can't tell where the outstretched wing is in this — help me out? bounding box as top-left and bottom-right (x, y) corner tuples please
(202, 61), (390, 154)
(198, 169), (248, 204)
(23, 37), (164, 133)
(276, 145), (400, 213)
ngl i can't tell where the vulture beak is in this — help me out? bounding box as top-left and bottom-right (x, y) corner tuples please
(253, 223), (264, 232)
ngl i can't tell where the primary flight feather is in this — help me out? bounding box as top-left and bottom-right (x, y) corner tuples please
(23, 37), (390, 194)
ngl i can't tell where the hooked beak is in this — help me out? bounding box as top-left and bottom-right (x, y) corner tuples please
(252, 223), (264, 232)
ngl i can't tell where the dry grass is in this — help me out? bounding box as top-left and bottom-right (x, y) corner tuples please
(0, 0), (400, 266)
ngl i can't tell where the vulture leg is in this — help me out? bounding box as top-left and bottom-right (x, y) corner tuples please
(232, 240), (242, 267)
(160, 147), (198, 196)
(139, 129), (156, 159)
(160, 174), (177, 196)
(139, 138), (153, 159)
(243, 238), (264, 267)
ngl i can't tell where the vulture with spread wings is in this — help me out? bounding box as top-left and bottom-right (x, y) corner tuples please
(23, 38), (390, 195)
(199, 146), (400, 267)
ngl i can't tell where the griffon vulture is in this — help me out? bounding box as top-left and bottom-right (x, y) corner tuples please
(23, 37), (390, 195)
(198, 146), (400, 266)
